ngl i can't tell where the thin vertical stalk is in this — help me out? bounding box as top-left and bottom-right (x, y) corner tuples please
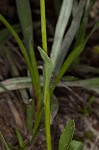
(40, 0), (48, 53)
(40, 0), (52, 150)
(44, 92), (52, 150)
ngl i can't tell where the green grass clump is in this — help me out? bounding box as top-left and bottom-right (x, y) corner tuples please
(0, 0), (99, 150)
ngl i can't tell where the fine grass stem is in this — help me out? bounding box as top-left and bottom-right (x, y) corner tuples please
(40, 0), (52, 150)
(0, 131), (11, 150)
(40, 0), (47, 52)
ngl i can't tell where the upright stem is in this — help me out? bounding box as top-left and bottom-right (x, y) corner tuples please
(40, 0), (52, 150)
(40, 0), (48, 53)
(44, 92), (52, 150)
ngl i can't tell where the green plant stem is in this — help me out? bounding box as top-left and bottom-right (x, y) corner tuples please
(44, 92), (52, 150)
(32, 108), (44, 139)
(40, 0), (47, 52)
(40, 0), (52, 150)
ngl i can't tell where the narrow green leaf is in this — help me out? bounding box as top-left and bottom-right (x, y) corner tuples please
(52, 0), (86, 73)
(0, 15), (33, 78)
(50, 94), (59, 124)
(38, 46), (52, 101)
(51, 22), (99, 93)
(2, 45), (29, 104)
(32, 108), (44, 139)
(15, 128), (24, 148)
(75, 0), (91, 46)
(1, 76), (99, 95)
(58, 120), (75, 150)
(51, 0), (73, 69)
(0, 77), (31, 93)
(16, 0), (33, 51)
(26, 100), (34, 133)
(29, 41), (42, 113)
(68, 140), (83, 150)
(0, 131), (11, 150)
(0, 24), (20, 45)
(0, 15), (42, 115)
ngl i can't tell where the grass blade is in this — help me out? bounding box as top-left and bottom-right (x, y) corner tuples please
(32, 108), (44, 139)
(51, 22), (99, 93)
(58, 120), (75, 150)
(15, 128), (24, 148)
(75, 0), (91, 47)
(2, 45), (29, 104)
(51, 0), (73, 70)
(0, 131), (11, 150)
(0, 15), (32, 75)
(26, 100), (34, 132)
(38, 47), (52, 100)
(1, 76), (99, 95)
(53, 0), (86, 73)
(16, 0), (33, 51)
(0, 24), (20, 45)
(29, 42), (42, 114)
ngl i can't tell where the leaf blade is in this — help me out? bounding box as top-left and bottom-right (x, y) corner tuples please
(68, 140), (83, 150)
(58, 120), (75, 150)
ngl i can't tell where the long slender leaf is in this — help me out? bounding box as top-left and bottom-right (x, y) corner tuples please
(51, 0), (73, 70)
(1, 76), (99, 95)
(29, 41), (42, 113)
(0, 131), (11, 150)
(75, 0), (91, 47)
(0, 24), (20, 45)
(58, 120), (75, 150)
(15, 128), (24, 148)
(16, 0), (33, 51)
(0, 15), (32, 76)
(2, 45), (29, 104)
(26, 100), (34, 132)
(51, 22), (99, 93)
(32, 108), (44, 139)
(0, 15), (43, 122)
(38, 46), (52, 101)
(16, 0), (42, 122)
(0, 22), (40, 47)
(50, 94), (59, 124)
(53, 0), (86, 73)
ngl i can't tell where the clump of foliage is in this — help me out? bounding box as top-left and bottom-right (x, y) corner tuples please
(0, 0), (99, 150)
